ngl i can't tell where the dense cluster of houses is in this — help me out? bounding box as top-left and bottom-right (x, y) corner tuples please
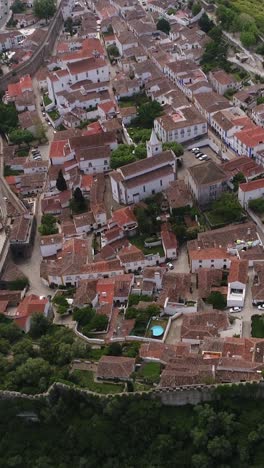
(3, 0), (264, 388)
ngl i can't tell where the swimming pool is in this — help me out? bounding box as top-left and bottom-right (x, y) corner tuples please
(151, 325), (164, 337)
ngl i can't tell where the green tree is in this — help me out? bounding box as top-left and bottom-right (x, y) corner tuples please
(106, 342), (122, 356)
(29, 313), (50, 339)
(107, 45), (120, 58)
(240, 31), (257, 47)
(137, 100), (162, 128)
(163, 142), (184, 157)
(84, 314), (108, 333)
(192, 2), (201, 16)
(110, 144), (136, 169)
(38, 214), (58, 236)
(73, 306), (95, 326)
(70, 187), (87, 214)
(156, 18), (171, 35)
(11, 0), (25, 13)
(33, 0), (56, 21)
(232, 171), (246, 191)
(56, 169), (67, 192)
(207, 291), (227, 310)
(6, 357), (52, 391)
(9, 129), (34, 146)
(248, 197), (264, 213)
(64, 17), (73, 36)
(198, 12), (213, 33)
(134, 144), (147, 159)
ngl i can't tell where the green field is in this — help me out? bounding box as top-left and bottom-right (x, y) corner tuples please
(72, 370), (124, 394)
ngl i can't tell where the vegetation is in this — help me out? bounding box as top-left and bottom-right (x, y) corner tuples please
(70, 187), (88, 214)
(71, 370), (124, 393)
(251, 314), (264, 337)
(192, 2), (201, 16)
(127, 303), (161, 336)
(64, 17), (74, 36)
(2, 386), (264, 466)
(33, 0), (56, 21)
(163, 142), (184, 157)
(56, 169), (67, 192)
(0, 103), (18, 134)
(207, 291), (227, 310)
(206, 193), (244, 226)
(38, 214), (58, 236)
(48, 109), (60, 121)
(135, 100), (163, 128)
(52, 294), (69, 315)
(198, 12), (214, 33)
(216, 0), (264, 34)
(107, 44), (120, 59)
(138, 362), (161, 384)
(0, 315), (91, 394)
(73, 306), (108, 335)
(156, 18), (171, 35)
(201, 26), (230, 72)
(249, 197), (264, 213)
(43, 94), (52, 106)
(10, 0), (25, 13)
(4, 166), (22, 177)
(7, 278), (29, 291)
(127, 127), (151, 144)
(134, 194), (163, 236)
(232, 171), (246, 191)
(9, 129), (34, 146)
(110, 144), (147, 169)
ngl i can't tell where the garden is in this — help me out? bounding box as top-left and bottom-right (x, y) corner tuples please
(70, 369), (124, 394)
(251, 314), (264, 338)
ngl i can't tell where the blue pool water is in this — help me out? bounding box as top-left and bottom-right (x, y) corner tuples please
(151, 325), (164, 337)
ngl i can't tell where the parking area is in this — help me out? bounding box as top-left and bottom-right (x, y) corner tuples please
(178, 143), (222, 180)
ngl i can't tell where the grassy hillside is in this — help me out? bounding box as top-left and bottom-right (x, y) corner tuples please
(231, 0), (264, 30)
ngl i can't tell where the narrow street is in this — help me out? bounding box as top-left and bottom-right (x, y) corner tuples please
(14, 195), (52, 297)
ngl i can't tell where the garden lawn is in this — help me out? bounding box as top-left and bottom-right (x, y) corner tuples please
(251, 315), (264, 338)
(130, 235), (165, 257)
(205, 211), (229, 228)
(72, 370), (124, 394)
(138, 362), (161, 381)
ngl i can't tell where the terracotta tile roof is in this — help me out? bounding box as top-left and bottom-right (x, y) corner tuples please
(189, 247), (230, 261)
(15, 294), (48, 330)
(67, 57), (107, 75)
(198, 268), (223, 299)
(188, 160), (227, 186)
(228, 259), (248, 284)
(239, 178), (264, 192)
(181, 310), (229, 341)
(118, 244), (145, 263)
(165, 180), (192, 209)
(97, 355), (135, 380)
(73, 279), (97, 307)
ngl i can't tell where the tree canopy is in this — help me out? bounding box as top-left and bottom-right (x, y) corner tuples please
(110, 144), (147, 169)
(136, 100), (163, 128)
(56, 169), (67, 192)
(38, 214), (58, 236)
(33, 0), (56, 21)
(70, 187), (88, 214)
(207, 291), (227, 310)
(9, 129), (34, 146)
(0, 103), (18, 134)
(156, 18), (171, 35)
(163, 142), (184, 157)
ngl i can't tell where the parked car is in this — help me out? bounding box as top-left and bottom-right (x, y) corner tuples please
(42, 111), (46, 116)
(33, 155), (42, 161)
(166, 262), (174, 270)
(199, 155), (208, 161)
(258, 304), (264, 310)
(192, 147), (200, 153)
(229, 306), (242, 313)
(195, 152), (203, 158)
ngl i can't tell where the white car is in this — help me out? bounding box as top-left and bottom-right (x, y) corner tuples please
(166, 262), (174, 270)
(258, 304), (264, 310)
(229, 306), (242, 313)
(192, 147), (200, 153)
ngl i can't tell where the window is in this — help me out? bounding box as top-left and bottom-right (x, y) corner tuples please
(143, 185), (145, 192)
(199, 260), (202, 263)
(160, 180), (163, 186)
(104, 160), (107, 164)
(211, 259), (214, 263)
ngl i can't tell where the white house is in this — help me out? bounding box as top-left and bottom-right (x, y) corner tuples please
(189, 247), (232, 273)
(238, 178), (264, 208)
(161, 228), (177, 260)
(251, 104), (264, 127)
(40, 234), (63, 258)
(76, 145), (111, 174)
(154, 107), (207, 143)
(227, 259), (248, 308)
(110, 131), (176, 204)
(209, 70), (240, 96)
